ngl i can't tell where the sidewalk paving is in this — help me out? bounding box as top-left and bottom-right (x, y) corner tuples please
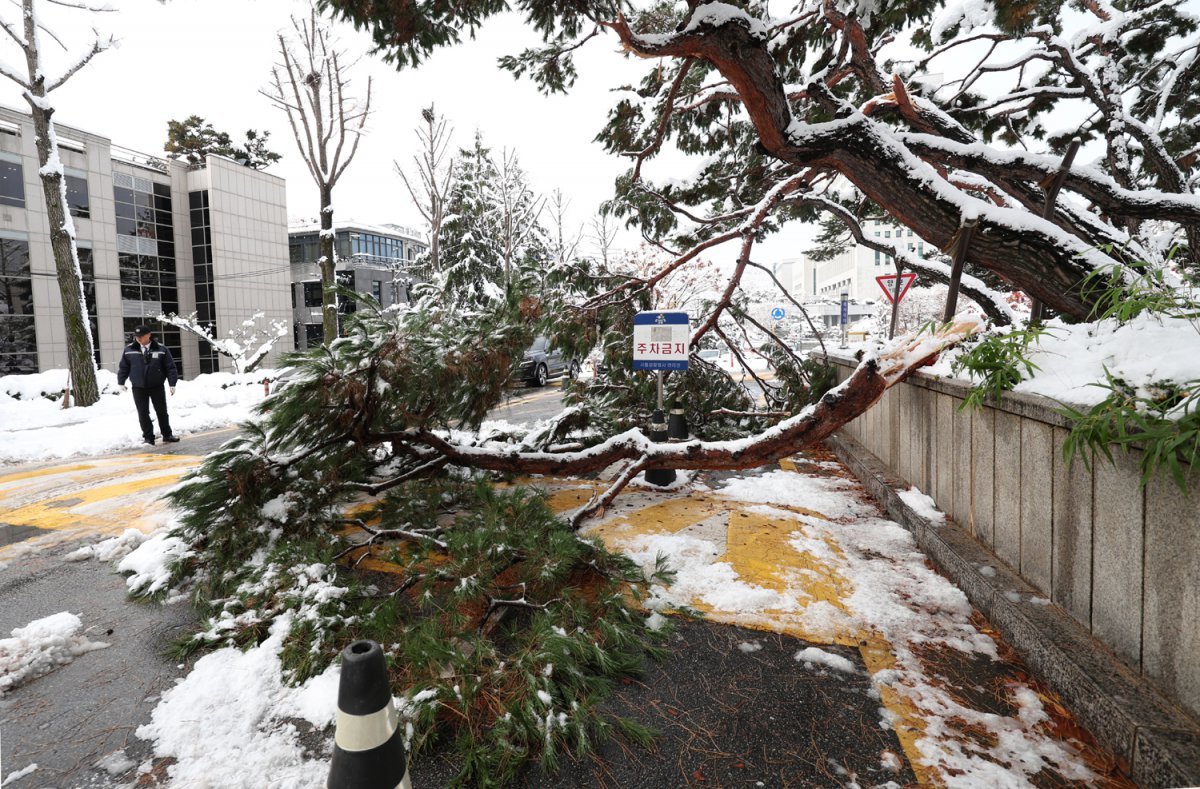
(507, 445), (1132, 787)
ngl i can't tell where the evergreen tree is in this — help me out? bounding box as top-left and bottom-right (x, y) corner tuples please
(426, 132), (548, 306)
(164, 116), (281, 170)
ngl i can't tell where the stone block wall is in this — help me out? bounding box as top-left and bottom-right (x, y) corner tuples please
(829, 355), (1200, 721)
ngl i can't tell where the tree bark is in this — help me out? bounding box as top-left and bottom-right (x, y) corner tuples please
(320, 185), (338, 344)
(607, 15), (1155, 321)
(23, 5), (98, 406)
(377, 320), (981, 479)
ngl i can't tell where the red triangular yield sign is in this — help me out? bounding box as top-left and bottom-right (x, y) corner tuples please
(876, 272), (917, 304)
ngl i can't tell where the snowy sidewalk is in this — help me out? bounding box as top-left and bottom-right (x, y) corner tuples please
(533, 449), (1129, 787)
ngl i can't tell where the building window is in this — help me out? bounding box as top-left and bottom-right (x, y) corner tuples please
(884, 230), (891, 238)
(65, 172), (89, 218)
(117, 175), (180, 367)
(77, 246), (100, 363)
(337, 270), (356, 315)
(0, 237), (36, 373)
(371, 280), (382, 302)
(874, 250), (880, 266)
(188, 189), (214, 376)
(918, 243), (924, 255)
(0, 159), (24, 209)
(305, 323), (322, 348)
(303, 281), (322, 307)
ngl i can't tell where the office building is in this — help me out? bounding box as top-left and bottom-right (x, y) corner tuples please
(811, 217), (930, 301)
(288, 221), (428, 350)
(0, 104), (293, 378)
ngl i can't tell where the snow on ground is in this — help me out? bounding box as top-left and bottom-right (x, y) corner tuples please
(0, 764), (39, 787)
(0, 612), (109, 696)
(0, 368), (279, 464)
(135, 614), (339, 788)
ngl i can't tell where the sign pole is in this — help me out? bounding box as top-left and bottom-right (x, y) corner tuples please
(889, 263), (903, 339)
(656, 369), (664, 412)
(839, 292), (849, 349)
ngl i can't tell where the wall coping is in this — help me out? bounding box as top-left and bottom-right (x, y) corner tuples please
(826, 350), (1074, 429)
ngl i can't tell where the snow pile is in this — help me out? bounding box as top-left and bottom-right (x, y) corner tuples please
(0, 612), (109, 696)
(898, 487), (946, 524)
(118, 530), (193, 596)
(0, 368), (281, 464)
(794, 646), (858, 674)
(64, 528), (149, 563)
(927, 314), (1200, 409)
(1, 764), (39, 787)
(136, 615), (339, 788)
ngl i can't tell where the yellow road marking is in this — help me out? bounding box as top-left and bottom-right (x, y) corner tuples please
(0, 462), (101, 485)
(1, 473), (190, 531)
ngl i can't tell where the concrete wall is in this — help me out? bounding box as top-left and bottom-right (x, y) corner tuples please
(830, 355), (1200, 721)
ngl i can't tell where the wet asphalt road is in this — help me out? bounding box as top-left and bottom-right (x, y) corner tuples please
(0, 545), (195, 788)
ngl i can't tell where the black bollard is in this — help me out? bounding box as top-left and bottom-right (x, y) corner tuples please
(328, 640), (411, 789)
(644, 409), (677, 487)
(667, 407), (688, 440)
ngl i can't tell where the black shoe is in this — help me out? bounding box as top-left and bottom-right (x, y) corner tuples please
(162, 435), (181, 443)
(144, 438), (156, 446)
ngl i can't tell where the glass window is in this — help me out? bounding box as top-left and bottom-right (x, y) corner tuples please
(305, 323), (322, 347)
(114, 186), (134, 205)
(303, 281), (322, 307)
(65, 173), (89, 218)
(884, 230), (891, 238)
(874, 250), (880, 266)
(371, 280), (382, 301)
(0, 237), (35, 369)
(0, 237), (30, 278)
(0, 160), (25, 208)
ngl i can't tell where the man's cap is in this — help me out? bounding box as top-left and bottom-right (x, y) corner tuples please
(133, 324), (153, 336)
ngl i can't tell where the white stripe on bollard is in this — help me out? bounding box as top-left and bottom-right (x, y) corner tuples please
(333, 703), (399, 752)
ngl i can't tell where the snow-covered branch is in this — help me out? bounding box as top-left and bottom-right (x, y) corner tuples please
(158, 312), (288, 375)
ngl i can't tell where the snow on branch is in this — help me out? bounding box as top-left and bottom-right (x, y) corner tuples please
(159, 312), (289, 375)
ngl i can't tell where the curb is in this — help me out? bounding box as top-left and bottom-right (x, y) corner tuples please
(826, 430), (1200, 789)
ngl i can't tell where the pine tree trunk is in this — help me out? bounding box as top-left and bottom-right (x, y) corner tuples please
(28, 95), (99, 405)
(320, 185), (337, 345)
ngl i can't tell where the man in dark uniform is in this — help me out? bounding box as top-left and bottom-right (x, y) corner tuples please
(117, 325), (180, 445)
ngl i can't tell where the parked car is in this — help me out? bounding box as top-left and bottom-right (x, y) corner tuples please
(518, 336), (579, 386)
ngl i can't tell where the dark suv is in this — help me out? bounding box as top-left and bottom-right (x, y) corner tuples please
(518, 336), (577, 386)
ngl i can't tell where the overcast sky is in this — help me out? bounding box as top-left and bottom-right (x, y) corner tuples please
(2, 0), (808, 276)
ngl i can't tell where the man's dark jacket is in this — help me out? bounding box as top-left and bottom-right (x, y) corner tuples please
(117, 340), (179, 389)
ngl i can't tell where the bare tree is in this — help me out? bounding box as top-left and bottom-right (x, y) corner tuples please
(547, 188), (583, 265)
(396, 104), (453, 272)
(589, 211), (618, 268)
(0, 0), (112, 406)
(263, 4), (371, 345)
(495, 149), (545, 284)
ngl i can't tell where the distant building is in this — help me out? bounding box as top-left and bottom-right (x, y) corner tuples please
(811, 217), (930, 301)
(0, 104), (292, 378)
(287, 221), (428, 350)
(768, 218), (933, 305)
